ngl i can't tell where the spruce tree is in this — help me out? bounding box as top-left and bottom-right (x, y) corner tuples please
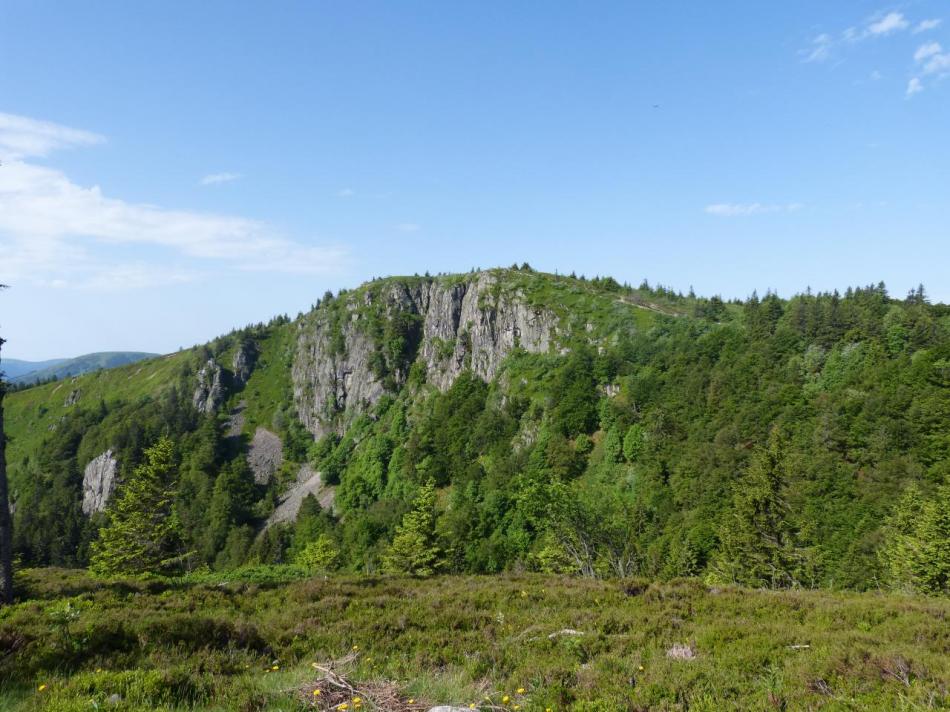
(90, 437), (183, 577)
(880, 484), (950, 595)
(712, 431), (801, 588)
(383, 480), (440, 576)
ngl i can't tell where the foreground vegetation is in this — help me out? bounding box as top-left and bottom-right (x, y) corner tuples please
(2, 568), (949, 711)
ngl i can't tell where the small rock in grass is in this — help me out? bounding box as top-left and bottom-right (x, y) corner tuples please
(666, 643), (697, 660)
(548, 628), (585, 639)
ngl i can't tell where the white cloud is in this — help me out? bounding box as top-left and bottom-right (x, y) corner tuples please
(914, 19), (942, 34)
(870, 69), (884, 81)
(200, 172), (242, 186)
(867, 12), (909, 36)
(803, 10), (918, 64)
(395, 223), (420, 233)
(336, 187), (355, 198)
(0, 112), (104, 159)
(802, 34), (833, 63)
(704, 203), (803, 217)
(914, 42), (942, 62)
(0, 111), (348, 290)
(909, 42), (950, 94)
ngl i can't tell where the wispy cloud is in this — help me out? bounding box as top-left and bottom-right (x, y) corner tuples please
(0, 111), (348, 290)
(802, 9), (929, 65)
(705, 203), (803, 217)
(802, 33), (834, 63)
(336, 187), (355, 198)
(395, 222), (420, 233)
(867, 11), (909, 36)
(0, 112), (104, 159)
(802, 10), (947, 97)
(913, 19), (942, 34)
(200, 171), (242, 186)
(908, 42), (950, 96)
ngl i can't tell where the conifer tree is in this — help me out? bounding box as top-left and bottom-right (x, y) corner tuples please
(90, 437), (183, 577)
(712, 430), (801, 588)
(880, 484), (950, 594)
(383, 480), (440, 576)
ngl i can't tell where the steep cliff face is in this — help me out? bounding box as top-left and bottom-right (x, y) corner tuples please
(193, 359), (224, 414)
(292, 272), (558, 438)
(82, 450), (118, 515)
(231, 340), (257, 385)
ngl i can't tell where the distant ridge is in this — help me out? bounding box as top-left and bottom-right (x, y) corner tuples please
(5, 351), (159, 385)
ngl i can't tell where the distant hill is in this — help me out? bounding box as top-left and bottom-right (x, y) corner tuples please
(5, 351), (159, 385)
(1, 357), (69, 379)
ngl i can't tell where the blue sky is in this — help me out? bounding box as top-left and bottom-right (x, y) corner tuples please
(1, 1), (948, 359)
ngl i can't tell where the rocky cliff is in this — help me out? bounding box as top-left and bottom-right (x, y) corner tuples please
(82, 450), (118, 515)
(292, 272), (558, 438)
(193, 359), (224, 414)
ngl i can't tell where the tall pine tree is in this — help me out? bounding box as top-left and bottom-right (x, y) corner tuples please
(90, 437), (183, 577)
(712, 430), (802, 588)
(383, 480), (440, 576)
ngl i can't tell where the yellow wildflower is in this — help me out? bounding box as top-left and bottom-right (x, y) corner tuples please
(514, 706), (521, 710)
(352, 698), (362, 704)
(352, 645), (359, 651)
(469, 705), (476, 709)
(408, 699), (415, 705)
(502, 695), (510, 704)
(517, 688), (526, 694)
(272, 665), (279, 670)
(638, 665), (644, 671)
(313, 689), (321, 696)
(37, 684), (47, 692)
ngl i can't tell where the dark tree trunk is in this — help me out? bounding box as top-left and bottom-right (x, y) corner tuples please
(0, 339), (13, 604)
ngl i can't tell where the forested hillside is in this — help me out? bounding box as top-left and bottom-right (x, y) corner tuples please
(5, 267), (949, 593)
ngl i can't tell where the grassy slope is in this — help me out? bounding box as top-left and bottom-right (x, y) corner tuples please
(3, 318), (298, 478)
(3, 351), (192, 474)
(1, 568), (948, 711)
(9, 353), (159, 385)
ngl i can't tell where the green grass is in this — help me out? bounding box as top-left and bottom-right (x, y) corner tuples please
(228, 320), (298, 437)
(3, 351), (193, 473)
(2, 568), (948, 711)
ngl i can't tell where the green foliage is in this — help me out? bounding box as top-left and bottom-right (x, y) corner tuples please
(6, 269), (950, 593)
(880, 483), (950, 595)
(294, 534), (339, 573)
(3, 568), (950, 711)
(383, 481), (440, 576)
(89, 438), (183, 577)
(711, 432), (803, 588)
(622, 424), (644, 462)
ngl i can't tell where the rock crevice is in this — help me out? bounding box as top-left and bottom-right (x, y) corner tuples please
(82, 450), (118, 515)
(292, 272), (557, 438)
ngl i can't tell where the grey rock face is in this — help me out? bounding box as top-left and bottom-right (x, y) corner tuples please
(292, 272), (558, 437)
(232, 340), (257, 385)
(193, 359), (224, 414)
(82, 450), (118, 515)
(248, 427), (283, 484)
(266, 464), (334, 526)
(63, 388), (82, 407)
